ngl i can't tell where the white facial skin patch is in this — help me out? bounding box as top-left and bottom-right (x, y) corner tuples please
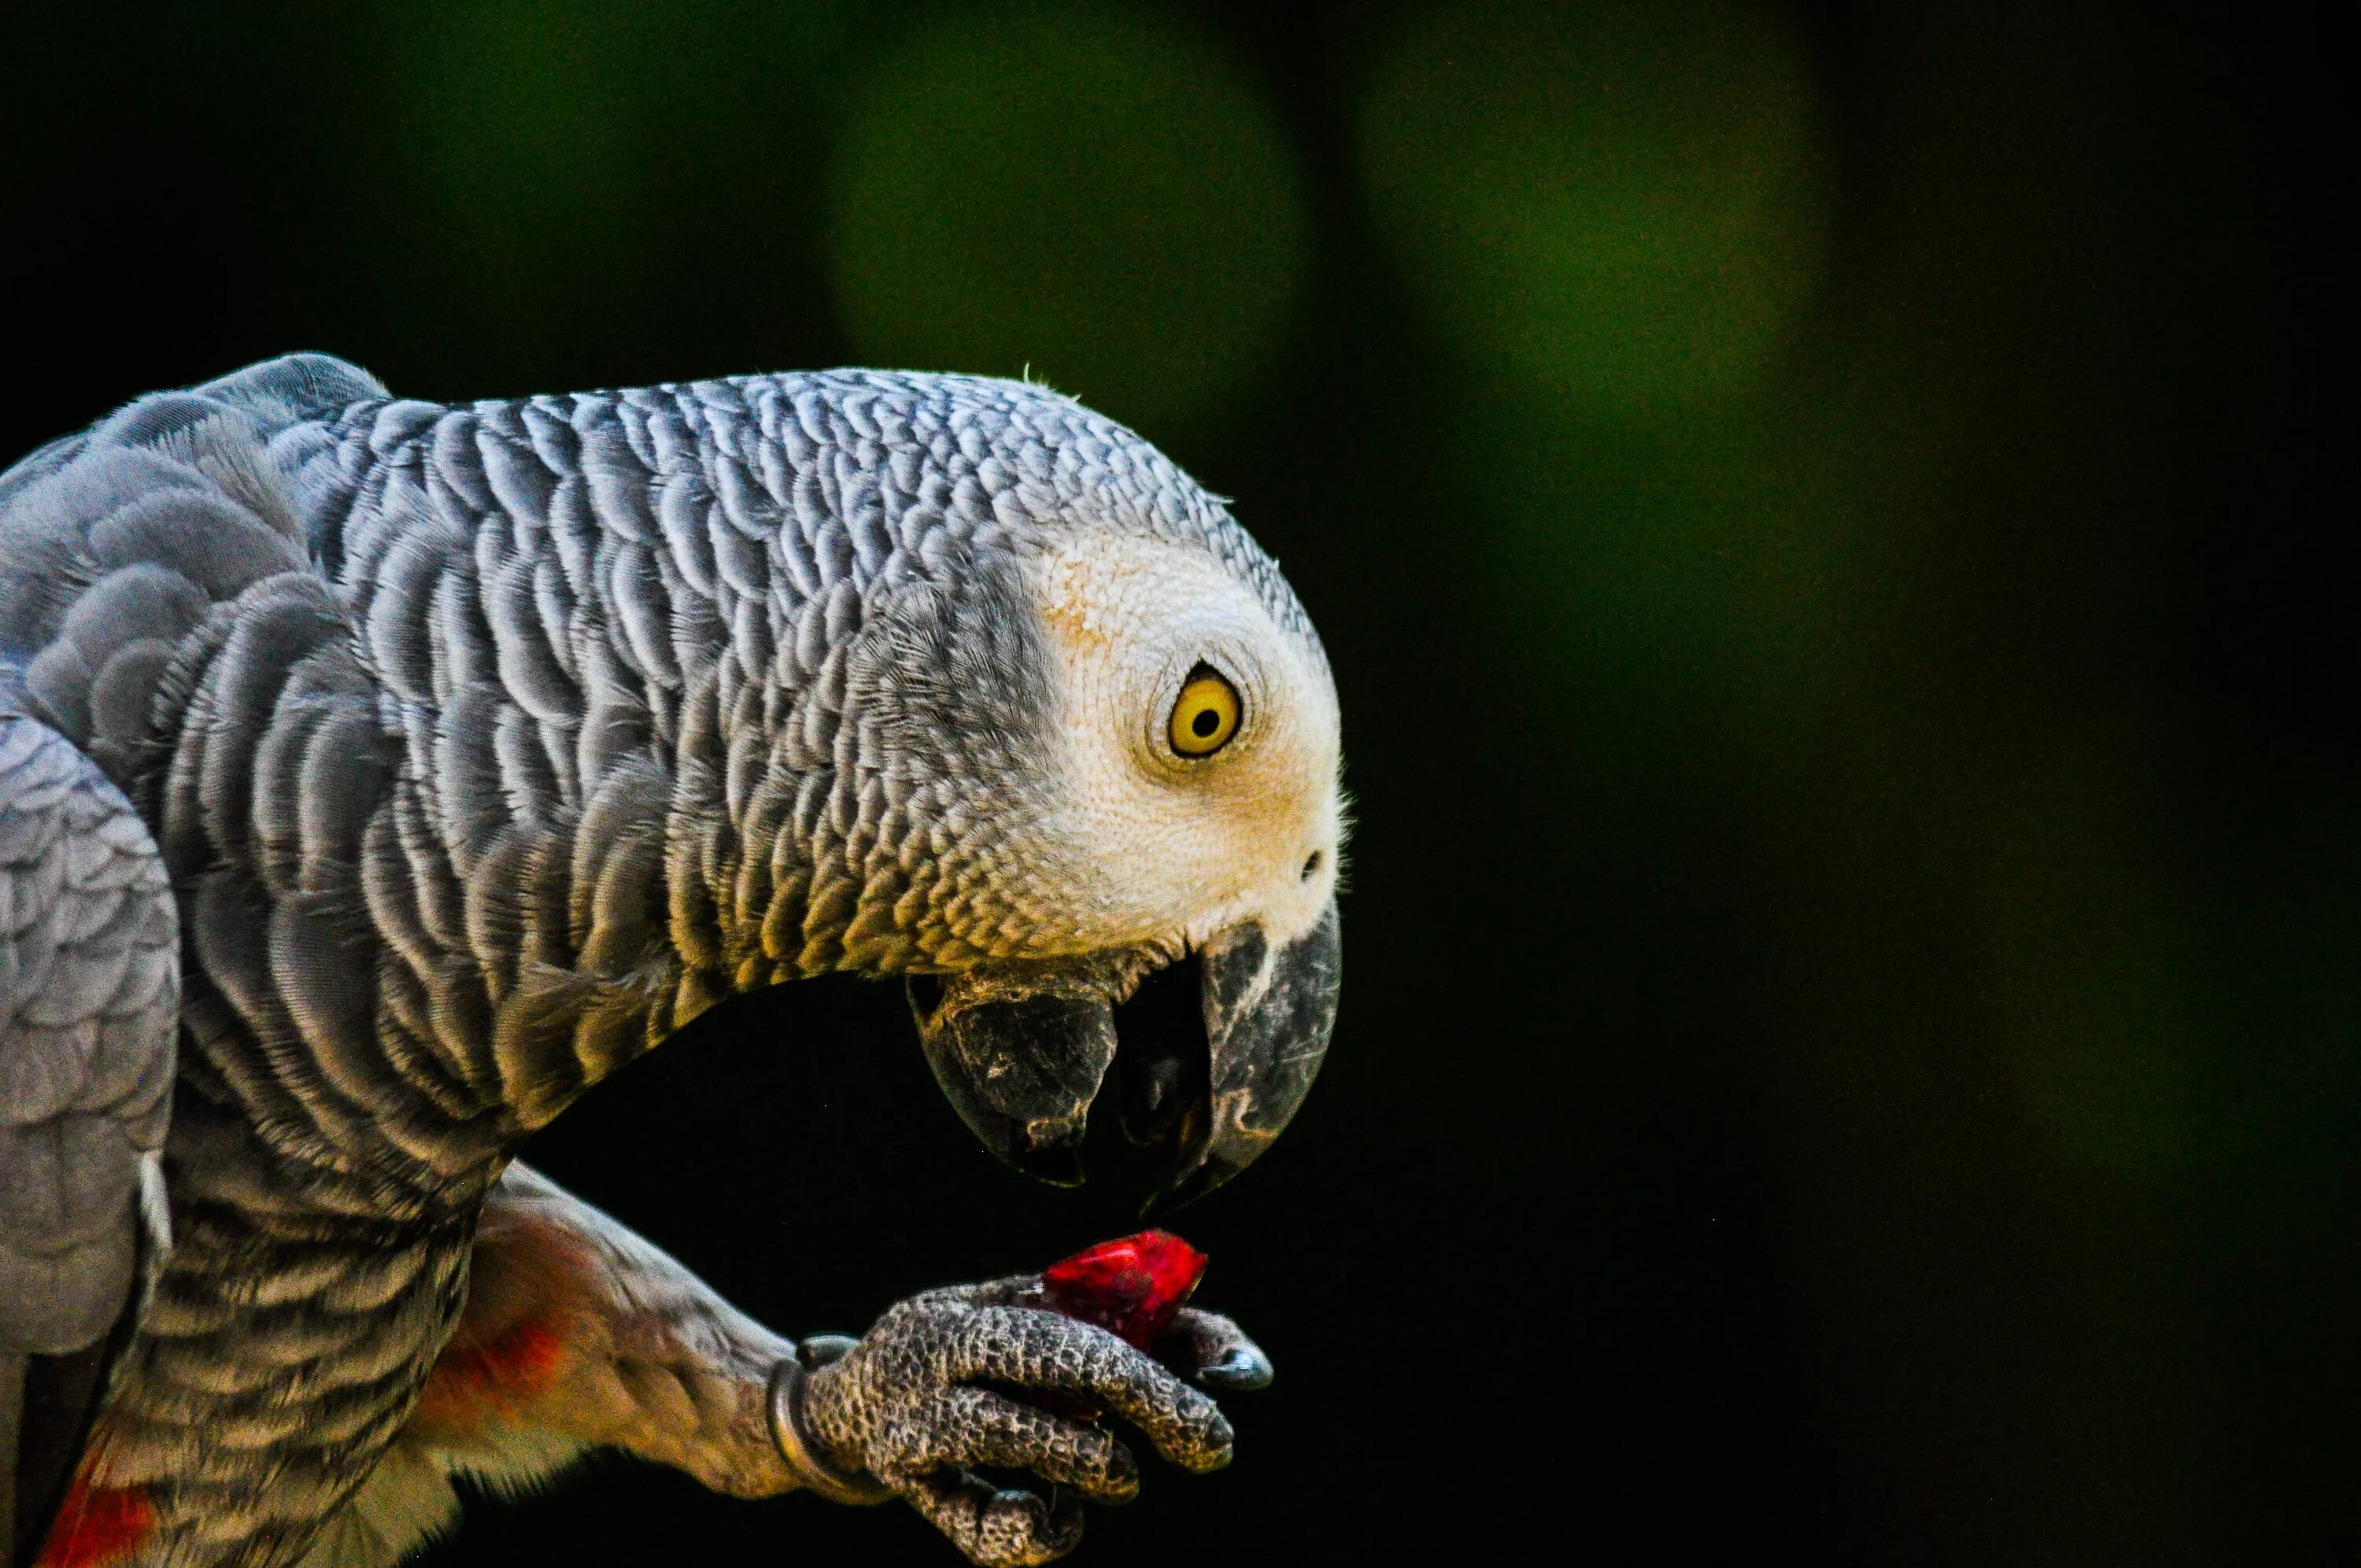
(1025, 532), (1343, 958)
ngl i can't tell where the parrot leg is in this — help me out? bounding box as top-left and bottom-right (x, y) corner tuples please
(295, 1160), (803, 1566)
(409, 1161), (800, 1499)
(301, 1164), (1274, 1568)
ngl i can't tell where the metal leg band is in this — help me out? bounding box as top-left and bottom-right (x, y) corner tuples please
(767, 1343), (894, 1507)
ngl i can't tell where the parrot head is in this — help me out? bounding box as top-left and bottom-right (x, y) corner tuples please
(796, 379), (1343, 1214)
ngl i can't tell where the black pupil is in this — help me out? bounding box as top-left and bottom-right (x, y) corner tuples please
(1192, 707), (1221, 738)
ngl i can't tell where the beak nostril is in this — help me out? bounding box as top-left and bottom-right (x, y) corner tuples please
(1301, 850), (1324, 881)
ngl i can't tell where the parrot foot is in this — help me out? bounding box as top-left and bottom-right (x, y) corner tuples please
(793, 1276), (1270, 1566)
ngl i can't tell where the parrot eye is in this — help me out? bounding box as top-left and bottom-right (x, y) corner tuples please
(1168, 665), (1241, 758)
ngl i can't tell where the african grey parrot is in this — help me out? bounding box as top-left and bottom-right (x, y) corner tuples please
(0, 353), (1344, 1568)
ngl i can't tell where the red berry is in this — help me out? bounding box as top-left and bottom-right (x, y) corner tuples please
(1041, 1230), (1208, 1350)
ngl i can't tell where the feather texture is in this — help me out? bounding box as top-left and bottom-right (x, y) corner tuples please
(0, 353), (1314, 1566)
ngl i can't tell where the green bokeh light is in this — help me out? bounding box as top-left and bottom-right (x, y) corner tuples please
(368, 0), (664, 371)
(826, 2), (1311, 435)
(1986, 741), (2203, 1178)
(1358, 1), (1831, 415)
(345, 0), (847, 388)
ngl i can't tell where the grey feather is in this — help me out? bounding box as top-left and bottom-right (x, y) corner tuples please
(0, 353), (1321, 1566)
(0, 710), (176, 1354)
(2, 706), (179, 1558)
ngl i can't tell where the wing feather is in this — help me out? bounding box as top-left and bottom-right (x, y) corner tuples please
(1, 709), (178, 1552)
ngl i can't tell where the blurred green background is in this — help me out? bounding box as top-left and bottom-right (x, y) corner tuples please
(2, 2), (2347, 1562)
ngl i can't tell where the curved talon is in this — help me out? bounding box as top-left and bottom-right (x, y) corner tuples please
(1160, 1306), (1277, 1392)
(1194, 1344), (1273, 1390)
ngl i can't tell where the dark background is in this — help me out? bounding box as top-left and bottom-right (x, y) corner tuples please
(2, 2), (2349, 1562)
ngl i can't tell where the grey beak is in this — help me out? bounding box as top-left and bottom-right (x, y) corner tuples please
(1147, 898), (1342, 1215)
(910, 898), (1342, 1207)
(911, 984), (1117, 1187)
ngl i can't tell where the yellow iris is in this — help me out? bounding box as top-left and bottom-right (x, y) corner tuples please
(1169, 667), (1241, 757)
